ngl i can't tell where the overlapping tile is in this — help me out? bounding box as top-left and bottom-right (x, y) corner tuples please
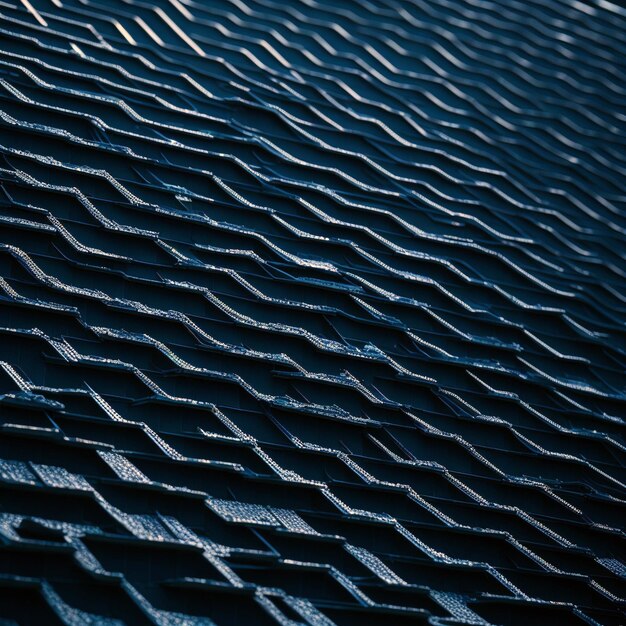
(0, 0), (624, 624)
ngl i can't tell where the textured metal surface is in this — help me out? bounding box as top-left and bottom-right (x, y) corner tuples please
(0, 0), (624, 624)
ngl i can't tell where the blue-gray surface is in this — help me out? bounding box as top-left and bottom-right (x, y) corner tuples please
(0, 0), (624, 623)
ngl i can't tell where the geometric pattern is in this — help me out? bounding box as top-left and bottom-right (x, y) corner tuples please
(0, 0), (624, 623)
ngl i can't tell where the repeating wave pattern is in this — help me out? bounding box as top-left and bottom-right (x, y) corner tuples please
(0, 0), (624, 623)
